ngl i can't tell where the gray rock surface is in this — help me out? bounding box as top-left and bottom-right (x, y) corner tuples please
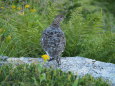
(0, 56), (115, 86)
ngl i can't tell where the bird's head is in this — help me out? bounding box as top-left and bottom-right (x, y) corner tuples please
(51, 15), (65, 28)
(55, 15), (64, 22)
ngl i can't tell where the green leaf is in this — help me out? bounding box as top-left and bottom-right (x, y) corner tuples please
(72, 79), (79, 86)
(37, 64), (43, 73)
(40, 73), (46, 83)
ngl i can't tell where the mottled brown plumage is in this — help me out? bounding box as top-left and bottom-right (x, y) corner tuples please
(41, 15), (66, 66)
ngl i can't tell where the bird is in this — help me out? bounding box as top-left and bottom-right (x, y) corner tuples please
(41, 15), (66, 66)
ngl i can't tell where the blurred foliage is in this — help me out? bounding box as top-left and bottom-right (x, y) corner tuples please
(0, 0), (115, 63)
(0, 64), (110, 86)
(91, 0), (115, 32)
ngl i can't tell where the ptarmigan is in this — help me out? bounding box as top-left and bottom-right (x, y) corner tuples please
(41, 15), (66, 66)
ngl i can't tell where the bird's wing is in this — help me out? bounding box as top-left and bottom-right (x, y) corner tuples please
(41, 27), (66, 57)
(41, 28), (49, 51)
(57, 30), (66, 53)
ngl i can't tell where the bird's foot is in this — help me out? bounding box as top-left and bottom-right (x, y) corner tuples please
(48, 58), (61, 67)
(56, 58), (61, 67)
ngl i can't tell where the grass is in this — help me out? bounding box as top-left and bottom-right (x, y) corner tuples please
(0, 0), (114, 63)
(0, 0), (114, 85)
(0, 64), (110, 86)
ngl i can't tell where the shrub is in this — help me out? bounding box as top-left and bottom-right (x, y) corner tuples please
(0, 64), (110, 86)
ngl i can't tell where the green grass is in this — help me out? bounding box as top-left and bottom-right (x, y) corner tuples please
(0, 64), (110, 86)
(0, 0), (114, 85)
(0, 0), (114, 63)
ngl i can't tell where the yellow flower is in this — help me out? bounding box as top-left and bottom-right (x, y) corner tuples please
(30, 9), (36, 12)
(17, 11), (24, 15)
(11, 5), (16, 9)
(6, 35), (12, 41)
(0, 7), (4, 9)
(17, 7), (22, 10)
(25, 4), (30, 8)
(0, 29), (5, 33)
(42, 54), (50, 61)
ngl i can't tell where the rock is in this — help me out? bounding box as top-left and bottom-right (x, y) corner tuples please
(59, 57), (115, 86)
(0, 55), (9, 61)
(0, 56), (115, 86)
(7, 57), (43, 64)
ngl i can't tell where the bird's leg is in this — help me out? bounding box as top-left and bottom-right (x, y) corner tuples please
(56, 57), (61, 66)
